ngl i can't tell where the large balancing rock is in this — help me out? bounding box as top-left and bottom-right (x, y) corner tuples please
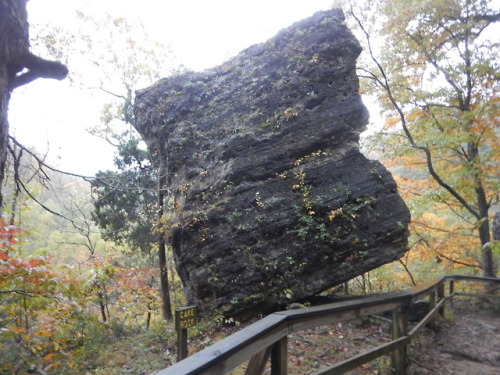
(134, 9), (410, 320)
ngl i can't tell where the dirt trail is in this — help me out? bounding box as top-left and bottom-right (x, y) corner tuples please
(408, 302), (500, 375)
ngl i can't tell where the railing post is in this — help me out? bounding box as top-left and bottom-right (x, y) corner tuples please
(391, 307), (408, 375)
(437, 283), (445, 317)
(271, 337), (288, 375)
(177, 328), (188, 361)
(448, 279), (454, 307)
(245, 347), (272, 375)
(428, 289), (436, 312)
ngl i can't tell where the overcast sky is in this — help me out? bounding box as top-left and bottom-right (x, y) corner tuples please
(10, 0), (335, 176)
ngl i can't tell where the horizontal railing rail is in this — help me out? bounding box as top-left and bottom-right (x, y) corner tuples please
(155, 274), (499, 375)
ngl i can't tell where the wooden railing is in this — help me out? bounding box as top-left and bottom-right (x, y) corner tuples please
(155, 275), (499, 375)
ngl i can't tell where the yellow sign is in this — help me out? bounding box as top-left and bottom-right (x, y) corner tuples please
(175, 306), (197, 331)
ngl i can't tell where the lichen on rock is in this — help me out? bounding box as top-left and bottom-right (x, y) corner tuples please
(134, 8), (410, 319)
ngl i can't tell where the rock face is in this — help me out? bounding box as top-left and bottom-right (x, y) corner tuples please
(134, 9), (410, 319)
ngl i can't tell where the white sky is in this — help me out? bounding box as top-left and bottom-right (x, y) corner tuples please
(10, 0), (335, 176)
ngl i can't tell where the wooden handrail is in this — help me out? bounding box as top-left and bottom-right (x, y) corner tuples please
(155, 275), (499, 375)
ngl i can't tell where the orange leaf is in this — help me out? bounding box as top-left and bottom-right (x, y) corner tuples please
(44, 353), (56, 361)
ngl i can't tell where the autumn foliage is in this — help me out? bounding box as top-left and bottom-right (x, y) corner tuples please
(345, 0), (499, 283)
(0, 219), (165, 374)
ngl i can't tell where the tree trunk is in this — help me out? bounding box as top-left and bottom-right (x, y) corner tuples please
(0, 69), (11, 209)
(0, 0), (28, 207)
(158, 161), (173, 321)
(0, 0), (68, 211)
(97, 290), (108, 322)
(468, 141), (495, 278)
(478, 213), (495, 278)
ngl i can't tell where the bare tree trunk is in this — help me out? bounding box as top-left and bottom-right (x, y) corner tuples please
(7, 142), (22, 227)
(0, 84), (8, 207)
(0, 0), (25, 207)
(97, 290), (108, 322)
(158, 161), (173, 321)
(146, 301), (152, 330)
(0, 0), (68, 211)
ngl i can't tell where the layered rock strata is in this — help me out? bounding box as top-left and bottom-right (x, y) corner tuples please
(134, 9), (410, 319)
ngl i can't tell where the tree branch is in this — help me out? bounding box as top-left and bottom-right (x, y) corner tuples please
(9, 136), (94, 181)
(12, 52), (68, 89)
(87, 85), (127, 100)
(433, 247), (479, 269)
(413, 220), (475, 236)
(0, 289), (63, 302)
(407, 32), (466, 110)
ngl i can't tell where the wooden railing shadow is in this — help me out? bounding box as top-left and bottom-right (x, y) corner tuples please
(156, 275), (499, 375)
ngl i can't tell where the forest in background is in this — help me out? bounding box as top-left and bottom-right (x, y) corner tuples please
(1, 0), (498, 373)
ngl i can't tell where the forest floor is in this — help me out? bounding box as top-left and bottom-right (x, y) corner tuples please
(88, 297), (499, 374)
(406, 299), (500, 375)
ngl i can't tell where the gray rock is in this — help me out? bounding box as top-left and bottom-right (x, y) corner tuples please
(134, 9), (410, 320)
